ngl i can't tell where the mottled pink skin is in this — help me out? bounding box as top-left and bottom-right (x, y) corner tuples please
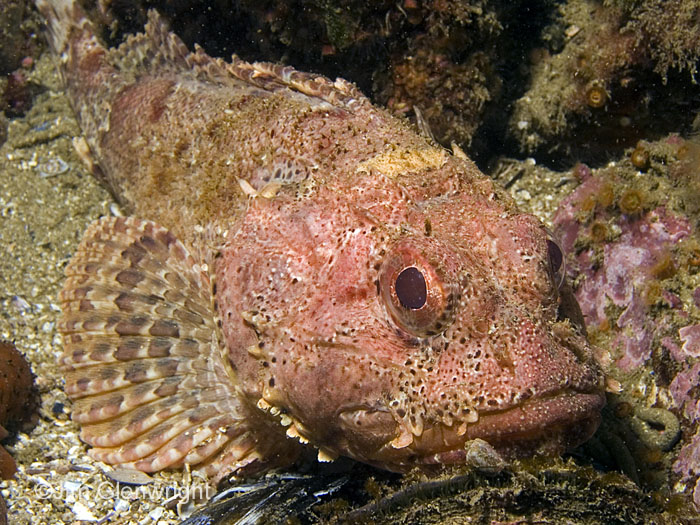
(216, 154), (604, 467)
(42, 0), (605, 472)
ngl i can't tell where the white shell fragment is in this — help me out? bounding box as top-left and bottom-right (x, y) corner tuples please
(104, 467), (155, 485)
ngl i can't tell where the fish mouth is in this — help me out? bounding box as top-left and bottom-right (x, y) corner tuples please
(337, 388), (605, 470)
(410, 390), (606, 466)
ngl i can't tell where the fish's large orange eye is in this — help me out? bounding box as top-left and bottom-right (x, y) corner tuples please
(380, 239), (458, 337)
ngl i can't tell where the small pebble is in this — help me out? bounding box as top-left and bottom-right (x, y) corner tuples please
(0, 341), (36, 479)
(36, 157), (69, 178)
(71, 500), (97, 521)
(104, 467), (154, 486)
(9, 296), (30, 313)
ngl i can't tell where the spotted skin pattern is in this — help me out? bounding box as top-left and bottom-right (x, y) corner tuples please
(38, 0), (605, 482)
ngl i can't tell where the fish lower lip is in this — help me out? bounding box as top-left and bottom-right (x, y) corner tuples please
(414, 390), (606, 464)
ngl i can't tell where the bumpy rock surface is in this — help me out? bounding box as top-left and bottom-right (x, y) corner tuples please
(0, 340), (34, 479)
(553, 136), (700, 512)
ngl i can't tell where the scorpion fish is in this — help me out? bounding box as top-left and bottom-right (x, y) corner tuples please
(38, 0), (605, 483)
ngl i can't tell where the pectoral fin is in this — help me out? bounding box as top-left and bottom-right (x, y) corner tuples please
(59, 216), (300, 482)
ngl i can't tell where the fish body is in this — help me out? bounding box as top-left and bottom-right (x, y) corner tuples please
(39, 0), (605, 481)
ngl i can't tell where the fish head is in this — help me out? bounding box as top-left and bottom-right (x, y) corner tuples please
(216, 157), (605, 471)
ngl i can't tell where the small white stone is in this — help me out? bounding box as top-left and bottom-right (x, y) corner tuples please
(62, 480), (82, 493)
(517, 189), (532, 201)
(565, 25), (581, 38)
(114, 498), (130, 512)
(147, 507), (164, 520)
(71, 501), (98, 521)
(109, 202), (124, 216)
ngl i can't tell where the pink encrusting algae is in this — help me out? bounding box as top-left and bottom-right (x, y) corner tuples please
(552, 135), (700, 511)
(37, 0), (604, 483)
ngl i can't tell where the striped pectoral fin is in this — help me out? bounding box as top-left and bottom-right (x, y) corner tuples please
(59, 217), (299, 481)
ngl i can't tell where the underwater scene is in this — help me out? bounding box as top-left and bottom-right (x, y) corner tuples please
(1, 0), (700, 523)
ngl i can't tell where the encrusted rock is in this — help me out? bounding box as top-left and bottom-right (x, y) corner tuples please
(0, 340), (35, 479)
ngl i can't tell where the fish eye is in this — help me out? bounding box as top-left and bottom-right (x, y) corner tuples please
(379, 240), (458, 337)
(395, 267), (427, 309)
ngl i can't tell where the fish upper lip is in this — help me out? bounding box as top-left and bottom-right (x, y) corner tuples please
(343, 385), (605, 472)
(333, 383), (605, 471)
(408, 388), (606, 464)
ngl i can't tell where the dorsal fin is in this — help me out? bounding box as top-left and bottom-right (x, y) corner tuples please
(107, 10), (191, 75)
(224, 56), (370, 111)
(107, 10), (371, 112)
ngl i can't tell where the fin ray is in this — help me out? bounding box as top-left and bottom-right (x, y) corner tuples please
(60, 216), (300, 480)
(63, 335), (201, 369)
(107, 9), (369, 111)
